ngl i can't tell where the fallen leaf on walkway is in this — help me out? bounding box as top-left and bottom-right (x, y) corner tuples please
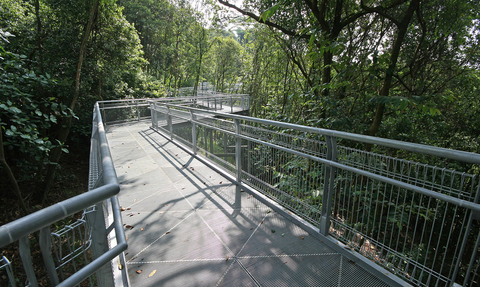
(271, 229), (276, 233)
(166, 232), (170, 234)
(120, 207), (126, 211)
(127, 208), (131, 210)
(301, 237), (304, 240)
(219, 181), (222, 184)
(136, 270), (142, 274)
(125, 225), (134, 230)
(148, 270), (156, 277)
(141, 227), (144, 231)
(160, 211), (164, 214)
(226, 255), (229, 261)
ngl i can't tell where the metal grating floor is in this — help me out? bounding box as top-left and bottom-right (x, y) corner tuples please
(106, 121), (392, 287)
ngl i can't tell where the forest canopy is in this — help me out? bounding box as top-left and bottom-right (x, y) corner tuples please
(1, 0), (479, 210)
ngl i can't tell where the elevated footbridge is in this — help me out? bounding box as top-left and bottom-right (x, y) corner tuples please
(1, 95), (479, 287)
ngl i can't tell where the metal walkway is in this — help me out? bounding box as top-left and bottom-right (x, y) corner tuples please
(107, 121), (391, 286)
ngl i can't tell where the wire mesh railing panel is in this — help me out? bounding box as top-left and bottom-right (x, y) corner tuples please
(195, 125), (237, 175)
(241, 140), (325, 226)
(337, 146), (479, 202)
(51, 210), (94, 283)
(241, 123), (328, 158)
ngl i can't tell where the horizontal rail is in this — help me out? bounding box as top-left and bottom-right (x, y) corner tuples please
(165, 104), (480, 165)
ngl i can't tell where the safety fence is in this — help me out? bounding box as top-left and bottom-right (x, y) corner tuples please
(0, 103), (127, 287)
(150, 101), (480, 287)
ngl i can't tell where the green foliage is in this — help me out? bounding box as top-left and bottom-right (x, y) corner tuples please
(0, 37), (72, 182)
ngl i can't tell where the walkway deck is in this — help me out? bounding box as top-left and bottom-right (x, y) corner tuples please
(106, 121), (391, 287)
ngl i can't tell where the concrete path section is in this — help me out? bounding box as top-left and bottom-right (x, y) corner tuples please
(106, 121), (391, 287)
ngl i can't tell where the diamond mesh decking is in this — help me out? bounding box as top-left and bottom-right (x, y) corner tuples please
(106, 121), (392, 287)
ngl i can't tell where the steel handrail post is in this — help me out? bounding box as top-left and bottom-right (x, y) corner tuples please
(234, 119), (242, 188)
(136, 101), (140, 121)
(167, 106), (173, 140)
(320, 136), (336, 235)
(191, 111), (197, 155)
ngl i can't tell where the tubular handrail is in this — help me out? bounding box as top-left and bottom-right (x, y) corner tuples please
(161, 103), (480, 165)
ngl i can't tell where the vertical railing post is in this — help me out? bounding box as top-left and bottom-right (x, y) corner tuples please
(19, 236), (39, 287)
(39, 227), (60, 285)
(191, 111), (197, 155)
(214, 98), (217, 112)
(87, 202), (114, 287)
(234, 119), (242, 187)
(1, 256), (16, 287)
(320, 136), (337, 236)
(167, 106), (173, 139)
(101, 102), (107, 127)
(151, 102), (157, 129)
(136, 101), (140, 121)
(231, 96), (234, 113)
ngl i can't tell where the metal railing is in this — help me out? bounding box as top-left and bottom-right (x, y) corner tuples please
(150, 101), (480, 287)
(98, 93), (249, 126)
(0, 103), (127, 286)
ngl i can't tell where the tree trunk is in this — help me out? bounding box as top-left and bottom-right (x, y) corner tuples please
(42, 0), (100, 203)
(0, 129), (29, 215)
(367, 0), (419, 137)
(34, 0), (44, 74)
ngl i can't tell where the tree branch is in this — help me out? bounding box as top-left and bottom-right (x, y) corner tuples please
(217, 0), (309, 41)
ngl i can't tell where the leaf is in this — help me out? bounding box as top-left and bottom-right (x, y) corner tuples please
(148, 270), (156, 277)
(9, 106), (21, 114)
(260, 3), (281, 22)
(49, 115), (57, 123)
(136, 270), (142, 274)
